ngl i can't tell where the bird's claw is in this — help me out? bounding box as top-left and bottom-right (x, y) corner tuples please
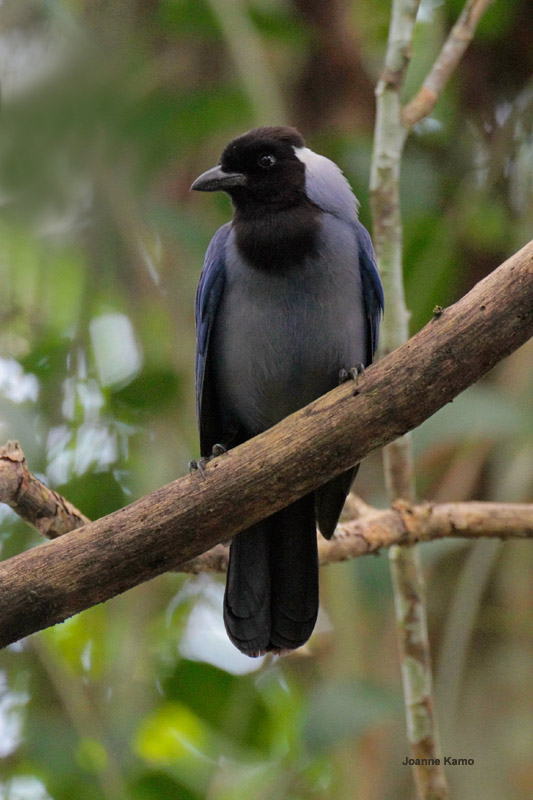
(188, 458), (208, 479)
(189, 444), (227, 480)
(339, 363), (365, 384)
(351, 363), (365, 383)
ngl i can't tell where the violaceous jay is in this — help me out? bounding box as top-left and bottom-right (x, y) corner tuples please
(191, 126), (383, 657)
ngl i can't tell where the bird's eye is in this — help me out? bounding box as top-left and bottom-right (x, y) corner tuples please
(258, 154), (276, 168)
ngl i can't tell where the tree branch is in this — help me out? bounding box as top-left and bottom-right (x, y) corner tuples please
(402, 0), (494, 128)
(371, 0), (446, 794)
(3, 442), (532, 570)
(183, 500), (533, 572)
(372, 1), (496, 794)
(0, 239), (531, 649)
(0, 441), (89, 538)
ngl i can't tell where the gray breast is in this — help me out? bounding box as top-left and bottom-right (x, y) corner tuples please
(211, 215), (367, 436)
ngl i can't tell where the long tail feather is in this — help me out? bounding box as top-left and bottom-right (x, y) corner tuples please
(223, 522), (271, 657)
(269, 494), (319, 652)
(223, 494), (319, 656)
(315, 466), (358, 540)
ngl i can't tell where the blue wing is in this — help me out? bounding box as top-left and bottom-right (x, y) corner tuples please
(355, 220), (384, 363)
(195, 222), (230, 455)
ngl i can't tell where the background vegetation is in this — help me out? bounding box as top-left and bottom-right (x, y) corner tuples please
(0, 1), (532, 798)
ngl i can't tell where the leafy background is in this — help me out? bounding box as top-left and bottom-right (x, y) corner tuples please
(0, 1), (532, 798)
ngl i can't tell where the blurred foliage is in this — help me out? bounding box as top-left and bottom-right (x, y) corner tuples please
(0, 1), (532, 799)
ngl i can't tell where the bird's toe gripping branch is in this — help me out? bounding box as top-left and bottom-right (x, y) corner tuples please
(339, 364), (365, 394)
(188, 443), (227, 479)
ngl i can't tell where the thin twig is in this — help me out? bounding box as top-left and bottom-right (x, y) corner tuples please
(370, 0), (448, 797)
(402, 0), (494, 128)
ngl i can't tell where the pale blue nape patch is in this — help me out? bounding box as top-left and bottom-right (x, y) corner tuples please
(294, 146), (359, 224)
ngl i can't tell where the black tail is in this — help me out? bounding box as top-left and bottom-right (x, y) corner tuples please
(315, 466), (359, 539)
(223, 519), (272, 657)
(223, 494), (319, 657)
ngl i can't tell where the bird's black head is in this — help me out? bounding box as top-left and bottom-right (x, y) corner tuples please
(191, 127), (309, 211)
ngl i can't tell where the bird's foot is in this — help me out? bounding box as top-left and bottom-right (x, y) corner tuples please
(188, 443), (227, 479)
(339, 364), (365, 387)
(188, 457), (208, 479)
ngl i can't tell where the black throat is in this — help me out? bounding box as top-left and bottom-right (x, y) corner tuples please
(232, 200), (321, 271)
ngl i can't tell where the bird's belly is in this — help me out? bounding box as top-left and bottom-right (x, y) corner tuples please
(211, 269), (366, 436)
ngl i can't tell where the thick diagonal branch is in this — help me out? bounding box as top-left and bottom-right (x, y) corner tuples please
(0, 239), (531, 649)
(3, 445), (532, 570)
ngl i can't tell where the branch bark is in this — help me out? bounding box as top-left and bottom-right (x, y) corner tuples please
(3, 443), (532, 569)
(0, 441), (89, 538)
(0, 239), (532, 649)
(183, 501), (533, 572)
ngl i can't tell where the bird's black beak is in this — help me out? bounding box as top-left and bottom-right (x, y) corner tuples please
(191, 165), (248, 192)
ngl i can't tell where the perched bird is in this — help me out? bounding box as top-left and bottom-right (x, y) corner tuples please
(191, 127), (383, 657)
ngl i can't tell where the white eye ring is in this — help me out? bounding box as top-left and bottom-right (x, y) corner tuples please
(258, 154), (276, 168)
